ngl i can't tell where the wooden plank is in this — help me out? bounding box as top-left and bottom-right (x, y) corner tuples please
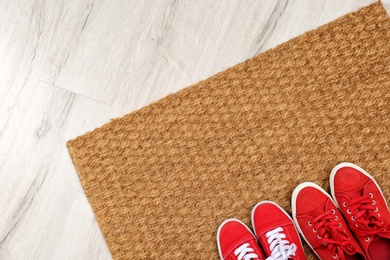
(0, 82), (111, 259)
(37, 0), (380, 118)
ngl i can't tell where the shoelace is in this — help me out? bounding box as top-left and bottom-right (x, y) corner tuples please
(265, 227), (297, 260)
(344, 193), (390, 239)
(310, 209), (356, 260)
(234, 243), (259, 260)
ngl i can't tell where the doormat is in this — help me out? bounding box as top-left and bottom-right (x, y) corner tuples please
(67, 2), (390, 259)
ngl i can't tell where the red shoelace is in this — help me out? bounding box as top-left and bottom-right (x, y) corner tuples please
(310, 209), (356, 260)
(344, 193), (390, 238)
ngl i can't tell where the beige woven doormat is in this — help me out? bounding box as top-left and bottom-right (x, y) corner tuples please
(67, 2), (390, 259)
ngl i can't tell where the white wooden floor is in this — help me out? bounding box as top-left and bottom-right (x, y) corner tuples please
(1, 1), (389, 259)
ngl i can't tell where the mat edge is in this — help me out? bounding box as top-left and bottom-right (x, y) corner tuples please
(66, 1), (389, 150)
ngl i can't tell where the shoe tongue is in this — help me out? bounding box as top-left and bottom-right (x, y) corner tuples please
(346, 178), (375, 201)
(347, 188), (363, 201)
(305, 198), (332, 218)
(325, 198), (333, 209)
(362, 179), (376, 196)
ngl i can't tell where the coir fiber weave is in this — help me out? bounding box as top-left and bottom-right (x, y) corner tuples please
(67, 3), (390, 259)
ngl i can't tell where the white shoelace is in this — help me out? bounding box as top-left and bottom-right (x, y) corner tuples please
(234, 243), (259, 260)
(265, 227), (297, 260)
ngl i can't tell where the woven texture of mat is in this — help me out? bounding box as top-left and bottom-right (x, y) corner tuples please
(67, 3), (390, 259)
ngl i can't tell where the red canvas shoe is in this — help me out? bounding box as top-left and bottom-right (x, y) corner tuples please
(292, 182), (366, 260)
(251, 201), (306, 259)
(217, 218), (265, 260)
(330, 163), (390, 260)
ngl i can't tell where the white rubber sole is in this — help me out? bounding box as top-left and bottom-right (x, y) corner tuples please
(291, 182), (333, 260)
(216, 218), (256, 260)
(251, 200), (304, 254)
(329, 162), (388, 209)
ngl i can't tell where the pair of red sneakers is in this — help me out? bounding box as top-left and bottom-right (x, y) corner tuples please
(217, 201), (306, 260)
(292, 163), (390, 260)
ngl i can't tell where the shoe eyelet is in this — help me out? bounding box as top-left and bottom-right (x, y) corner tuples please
(313, 228), (317, 233)
(374, 207), (378, 212)
(355, 224), (359, 228)
(372, 200), (376, 205)
(339, 223), (342, 227)
(333, 254), (338, 259)
(347, 209), (351, 214)
(331, 209), (336, 214)
(365, 237), (370, 242)
(351, 216), (355, 221)
(377, 213), (381, 218)
(335, 216), (338, 220)
(323, 243), (328, 246)
(343, 202), (347, 207)
(318, 235), (322, 239)
(308, 221), (312, 226)
(369, 193), (373, 198)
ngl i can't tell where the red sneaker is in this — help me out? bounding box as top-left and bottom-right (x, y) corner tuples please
(251, 201), (306, 259)
(330, 163), (390, 260)
(217, 218), (265, 260)
(292, 182), (366, 260)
